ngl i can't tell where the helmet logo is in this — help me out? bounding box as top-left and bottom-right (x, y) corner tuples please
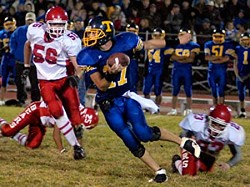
(102, 21), (113, 32)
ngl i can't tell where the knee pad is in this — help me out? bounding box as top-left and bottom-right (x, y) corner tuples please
(131, 144), (145, 158)
(150, 126), (161, 141)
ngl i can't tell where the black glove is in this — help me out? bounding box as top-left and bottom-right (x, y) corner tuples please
(21, 66), (30, 84)
(67, 75), (80, 88)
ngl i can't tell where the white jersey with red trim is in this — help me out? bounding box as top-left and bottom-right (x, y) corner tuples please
(179, 113), (245, 155)
(26, 22), (82, 80)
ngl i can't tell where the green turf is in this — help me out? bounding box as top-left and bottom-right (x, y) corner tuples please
(0, 106), (249, 187)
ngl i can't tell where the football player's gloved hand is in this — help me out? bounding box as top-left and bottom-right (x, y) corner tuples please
(67, 75), (80, 88)
(21, 67), (30, 84)
(180, 137), (201, 158)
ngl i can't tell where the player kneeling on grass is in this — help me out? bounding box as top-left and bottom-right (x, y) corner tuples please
(171, 104), (245, 176)
(0, 101), (98, 158)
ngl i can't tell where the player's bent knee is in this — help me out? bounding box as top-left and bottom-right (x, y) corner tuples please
(131, 144), (145, 158)
(49, 103), (63, 119)
(150, 126), (161, 141)
(1, 125), (15, 137)
(26, 141), (41, 149)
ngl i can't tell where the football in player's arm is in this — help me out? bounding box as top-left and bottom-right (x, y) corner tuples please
(171, 104), (245, 176)
(77, 16), (201, 183)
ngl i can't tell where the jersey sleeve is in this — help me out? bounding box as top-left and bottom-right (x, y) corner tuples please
(180, 113), (207, 133)
(63, 32), (82, 56)
(191, 43), (200, 54)
(26, 22), (44, 41)
(76, 48), (98, 75)
(227, 122), (245, 146)
(204, 42), (211, 55)
(179, 113), (193, 130)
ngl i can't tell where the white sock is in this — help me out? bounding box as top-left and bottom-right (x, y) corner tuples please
(54, 113), (80, 147)
(175, 160), (183, 175)
(12, 133), (27, 146)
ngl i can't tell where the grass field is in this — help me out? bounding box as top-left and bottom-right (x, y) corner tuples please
(0, 106), (249, 187)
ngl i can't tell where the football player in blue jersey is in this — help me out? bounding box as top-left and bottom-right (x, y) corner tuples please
(10, 12), (41, 106)
(77, 16), (201, 183)
(204, 29), (235, 105)
(143, 28), (174, 106)
(0, 17), (17, 105)
(167, 29), (200, 116)
(234, 33), (250, 118)
(125, 22), (143, 93)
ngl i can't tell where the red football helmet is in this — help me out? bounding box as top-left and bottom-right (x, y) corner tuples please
(45, 6), (68, 38)
(208, 104), (231, 137)
(79, 106), (99, 130)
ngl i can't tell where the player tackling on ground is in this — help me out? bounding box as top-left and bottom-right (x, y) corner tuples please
(171, 104), (245, 175)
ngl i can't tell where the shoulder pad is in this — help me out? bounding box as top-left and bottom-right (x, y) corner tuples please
(179, 113), (206, 132)
(115, 32), (141, 49)
(77, 47), (97, 66)
(227, 122), (245, 146)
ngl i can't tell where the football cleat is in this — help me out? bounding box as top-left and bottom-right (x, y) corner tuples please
(183, 109), (192, 116)
(149, 168), (168, 183)
(180, 137), (201, 158)
(167, 109), (177, 116)
(238, 111), (247, 118)
(171, 154), (181, 173)
(0, 100), (5, 106)
(73, 145), (86, 160)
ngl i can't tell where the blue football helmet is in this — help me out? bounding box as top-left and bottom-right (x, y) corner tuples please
(83, 16), (115, 47)
(240, 32), (250, 48)
(212, 29), (226, 44)
(152, 28), (165, 39)
(4, 16), (16, 32)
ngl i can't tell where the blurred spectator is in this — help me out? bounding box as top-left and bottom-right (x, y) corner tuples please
(159, 0), (172, 19)
(139, 0), (151, 18)
(181, 0), (198, 29)
(192, 0), (206, 27)
(202, 1), (223, 29)
(110, 5), (126, 31)
(90, 0), (107, 18)
(196, 18), (213, 49)
(73, 17), (84, 41)
(235, 23), (249, 42)
(36, 9), (46, 23)
(10, 12), (41, 106)
(24, 1), (35, 12)
(147, 3), (162, 29)
(34, 0), (48, 15)
(126, 6), (141, 26)
(15, 3), (26, 26)
(139, 17), (152, 40)
(163, 3), (183, 33)
(121, 0), (132, 18)
(221, 0), (244, 22)
(233, 9), (249, 30)
(70, 1), (87, 22)
(225, 20), (238, 41)
(192, 0), (209, 7)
